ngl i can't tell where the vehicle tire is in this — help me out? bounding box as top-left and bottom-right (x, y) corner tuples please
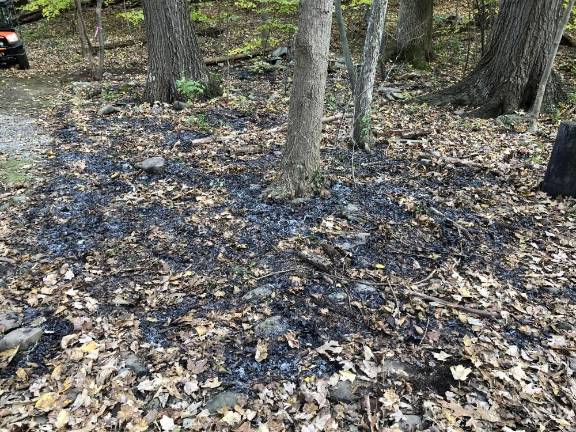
(17, 53), (30, 70)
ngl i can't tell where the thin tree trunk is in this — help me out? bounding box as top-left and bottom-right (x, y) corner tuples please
(142, 0), (211, 103)
(334, 0), (356, 91)
(94, 0), (105, 80)
(74, 0), (96, 77)
(394, 0), (433, 68)
(529, 0), (575, 132)
(273, 0), (334, 198)
(425, 0), (567, 118)
(352, 0), (389, 151)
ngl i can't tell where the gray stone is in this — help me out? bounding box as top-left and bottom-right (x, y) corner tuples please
(329, 381), (357, 403)
(335, 232), (370, 251)
(381, 360), (415, 378)
(182, 418), (194, 429)
(173, 101), (188, 111)
(0, 327), (43, 351)
(568, 357), (576, 372)
(0, 311), (21, 334)
(254, 316), (289, 338)
(353, 282), (377, 295)
(328, 291), (347, 302)
(399, 415), (423, 432)
(97, 104), (120, 116)
(242, 285), (274, 302)
(124, 353), (148, 376)
(135, 156), (166, 174)
(270, 46), (289, 59)
(205, 391), (241, 414)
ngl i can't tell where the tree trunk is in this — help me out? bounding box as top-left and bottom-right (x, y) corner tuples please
(94, 0), (105, 80)
(142, 0), (209, 103)
(352, 0), (389, 151)
(276, 0), (333, 198)
(394, 0), (433, 68)
(334, 0), (356, 91)
(541, 121), (576, 198)
(74, 0), (96, 78)
(529, 0), (575, 132)
(426, 0), (567, 118)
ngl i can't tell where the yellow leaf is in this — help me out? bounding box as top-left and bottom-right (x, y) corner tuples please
(80, 341), (98, 353)
(374, 263), (385, 269)
(55, 409), (69, 428)
(255, 340), (268, 363)
(339, 370), (356, 382)
(35, 392), (57, 411)
(195, 325), (208, 336)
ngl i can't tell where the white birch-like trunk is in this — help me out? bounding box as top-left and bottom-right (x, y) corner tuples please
(352, 0), (389, 151)
(529, 0), (575, 132)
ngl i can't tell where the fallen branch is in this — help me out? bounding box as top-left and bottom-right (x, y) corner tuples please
(305, 269), (500, 319)
(187, 113), (346, 147)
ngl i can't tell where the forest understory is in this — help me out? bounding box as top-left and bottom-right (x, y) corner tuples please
(1, 2), (576, 431)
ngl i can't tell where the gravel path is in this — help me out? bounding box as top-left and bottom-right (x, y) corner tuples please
(0, 76), (58, 159)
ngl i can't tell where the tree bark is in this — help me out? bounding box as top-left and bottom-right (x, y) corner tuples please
(94, 0), (105, 80)
(426, 0), (567, 118)
(334, 0), (356, 91)
(142, 0), (209, 103)
(74, 0), (96, 78)
(276, 0), (333, 198)
(529, 0), (575, 132)
(394, 0), (433, 68)
(352, 0), (389, 151)
(542, 121), (576, 198)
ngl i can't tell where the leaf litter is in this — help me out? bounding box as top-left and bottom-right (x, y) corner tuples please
(1, 4), (576, 432)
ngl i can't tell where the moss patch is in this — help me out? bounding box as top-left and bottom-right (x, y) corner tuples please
(0, 159), (33, 186)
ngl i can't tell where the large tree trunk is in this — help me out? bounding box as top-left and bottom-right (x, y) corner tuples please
(352, 0), (389, 151)
(142, 0), (209, 103)
(426, 0), (567, 118)
(275, 0), (333, 198)
(394, 0), (433, 68)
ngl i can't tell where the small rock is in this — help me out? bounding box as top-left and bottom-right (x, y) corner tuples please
(328, 291), (347, 302)
(353, 282), (377, 295)
(243, 285), (274, 302)
(270, 46), (289, 59)
(254, 315), (289, 338)
(97, 104), (120, 116)
(0, 327), (43, 351)
(399, 415), (423, 432)
(124, 353), (148, 376)
(335, 232), (370, 251)
(568, 357), (576, 371)
(173, 101), (188, 111)
(135, 156), (166, 174)
(329, 380), (357, 403)
(182, 418), (194, 429)
(0, 311), (21, 334)
(381, 360), (416, 378)
(205, 391), (241, 414)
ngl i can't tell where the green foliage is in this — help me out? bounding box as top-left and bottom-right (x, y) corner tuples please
(176, 78), (206, 101)
(186, 113), (210, 131)
(21, 0), (72, 19)
(117, 9), (144, 27)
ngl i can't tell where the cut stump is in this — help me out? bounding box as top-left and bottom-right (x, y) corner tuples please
(542, 121), (576, 198)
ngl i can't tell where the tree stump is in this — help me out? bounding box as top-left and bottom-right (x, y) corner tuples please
(542, 121), (576, 198)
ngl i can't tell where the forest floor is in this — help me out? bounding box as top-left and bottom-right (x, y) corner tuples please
(1, 3), (576, 432)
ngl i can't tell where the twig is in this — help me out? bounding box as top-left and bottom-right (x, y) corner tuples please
(365, 395), (376, 432)
(309, 271), (500, 319)
(252, 268), (296, 281)
(419, 316), (430, 346)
